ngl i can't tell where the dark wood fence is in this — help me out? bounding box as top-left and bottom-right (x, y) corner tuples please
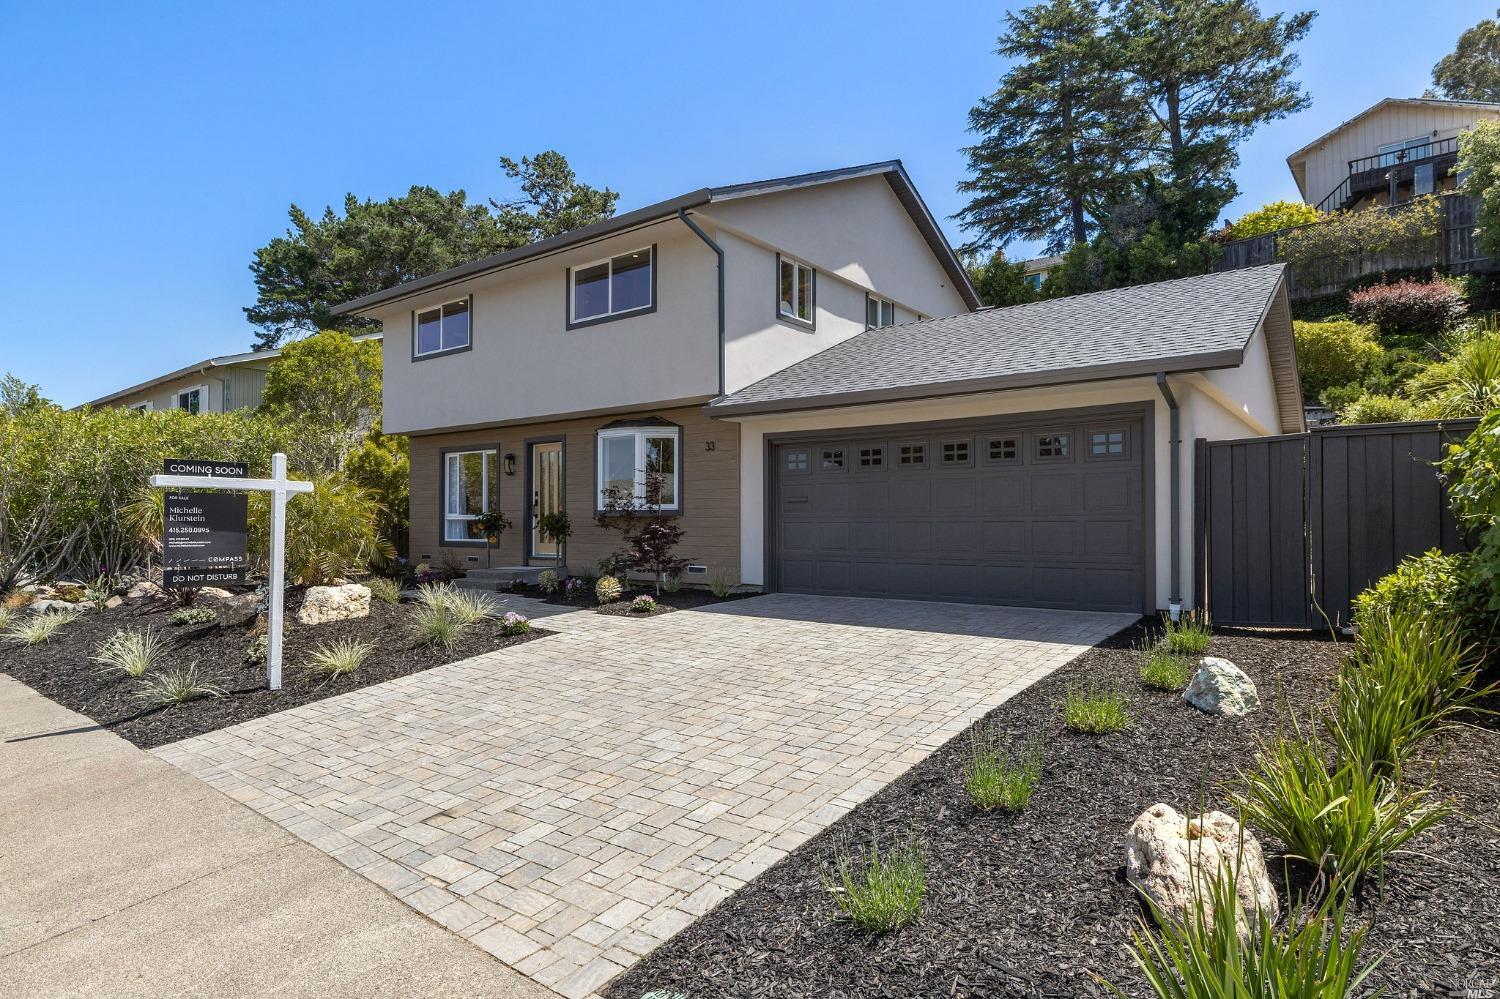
(1195, 420), (1477, 629)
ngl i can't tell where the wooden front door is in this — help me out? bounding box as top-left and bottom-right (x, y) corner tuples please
(530, 442), (563, 559)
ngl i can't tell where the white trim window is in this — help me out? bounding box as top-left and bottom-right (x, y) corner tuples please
(415, 299), (471, 357)
(778, 256), (814, 325)
(128, 400), (154, 412)
(444, 449), (498, 542)
(597, 426), (680, 511)
(176, 386), (205, 414)
(570, 246), (654, 325)
(866, 295), (896, 329)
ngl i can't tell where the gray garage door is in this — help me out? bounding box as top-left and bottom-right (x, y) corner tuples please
(771, 411), (1148, 612)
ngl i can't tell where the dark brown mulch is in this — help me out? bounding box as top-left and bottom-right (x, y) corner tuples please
(0, 595), (551, 750)
(530, 584), (762, 616)
(606, 622), (1500, 999)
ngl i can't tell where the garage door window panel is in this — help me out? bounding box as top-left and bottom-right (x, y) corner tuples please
(1034, 432), (1072, 461)
(985, 436), (1020, 464)
(855, 444), (886, 470)
(1087, 427), (1130, 460)
(784, 448), (810, 474)
(897, 442), (927, 468)
(940, 439), (972, 467)
(820, 447), (847, 472)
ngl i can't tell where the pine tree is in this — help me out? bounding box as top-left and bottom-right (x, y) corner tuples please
(1430, 9), (1500, 102)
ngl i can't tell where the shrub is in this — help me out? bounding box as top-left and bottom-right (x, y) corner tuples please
(964, 730), (1043, 812)
(1234, 733), (1449, 885)
(631, 595), (657, 614)
(499, 611), (531, 636)
(168, 606), (216, 627)
(93, 628), (169, 678)
(661, 574), (682, 594)
(1277, 197), (1442, 292)
(0, 605), (13, 631)
(1139, 643), (1195, 691)
(1460, 118), (1500, 260)
(595, 575), (622, 604)
(410, 603), (469, 650)
(537, 570), (559, 595)
(135, 665), (225, 708)
(563, 576), (589, 602)
(826, 835), (926, 933)
(1353, 549), (1493, 656)
(245, 632), (268, 665)
(1228, 199), (1323, 240)
(1411, 332), (1500, 419)
(1063, 687), (1132, 733)
(1331, 609), (1491, 779)
(303, 637), (374, 678)
(1292, 320), (1384, 401)
(251, 475), (395, 586)
(1161, 610), (1211, 655)
(1113, 855), (1381, 999)
(364, 576), (401, 604)
(5, 609), (78, 645)
(1337, 392), (1419, 425)
(1347, 274), (1467, 348)
(415, 582), (491, 624)
(1441, 409), (1500, 617)
(708, 570), (737, 599)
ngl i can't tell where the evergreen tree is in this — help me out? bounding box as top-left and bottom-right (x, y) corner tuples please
(956, 0), (1140, 255)
(1430, 9), (1500, 102)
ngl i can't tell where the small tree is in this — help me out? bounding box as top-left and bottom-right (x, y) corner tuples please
(1227, 200), (1322, 240)
(474, 511), (512, 569)
(595, 462), (687, 595)
(535, 510), (573, 573)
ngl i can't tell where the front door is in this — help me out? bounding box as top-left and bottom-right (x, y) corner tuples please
(530, 442), (564, 559)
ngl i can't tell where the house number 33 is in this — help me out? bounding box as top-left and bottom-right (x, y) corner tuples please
(704, 441), (716, 452)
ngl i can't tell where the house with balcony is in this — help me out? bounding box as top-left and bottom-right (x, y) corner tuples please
(1286, 97), (1500, 214)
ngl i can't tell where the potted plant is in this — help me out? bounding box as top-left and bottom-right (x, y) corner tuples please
(536, 509), (573, 574)
(474, 511), (513, 569)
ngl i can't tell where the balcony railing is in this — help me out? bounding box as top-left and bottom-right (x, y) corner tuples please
(1314, 136), (1461, 214)
(1347, 135), (1458, 176)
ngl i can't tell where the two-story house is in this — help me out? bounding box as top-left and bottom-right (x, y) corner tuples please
(1286, 97), (1500, 213)
(335, 162), (1301, 615)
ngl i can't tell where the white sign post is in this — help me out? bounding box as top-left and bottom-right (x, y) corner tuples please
(149, 452), (313, 690)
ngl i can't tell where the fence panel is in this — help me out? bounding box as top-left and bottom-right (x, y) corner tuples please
(1197, 419), (1476, 629)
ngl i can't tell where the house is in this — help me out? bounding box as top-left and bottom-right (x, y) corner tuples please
(81, 334), (382, 414)
(1286, 97), (1500, 213)
(1022, 254), (1064, 290)
(334, 162), (1300, 614)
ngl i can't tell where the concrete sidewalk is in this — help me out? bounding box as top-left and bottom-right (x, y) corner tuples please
(0, 674), (553, 999)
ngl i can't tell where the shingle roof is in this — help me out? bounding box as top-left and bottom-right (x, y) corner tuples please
(710, 264), (1291, 417)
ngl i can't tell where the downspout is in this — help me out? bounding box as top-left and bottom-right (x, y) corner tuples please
(1156, 373), (1183, 622)
(678, 208), (725, 396)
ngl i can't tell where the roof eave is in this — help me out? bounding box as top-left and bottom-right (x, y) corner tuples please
(706, 350), (1246, 419)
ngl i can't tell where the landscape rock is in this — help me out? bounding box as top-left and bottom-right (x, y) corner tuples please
(196, 587), (235, 602)
(1183, 657), (1260, 716)
(1124, 804), (1278, 935)
(104, 595), (124, 610)
(295, 583), (370, 625)
(217, 590), (266, 627)
(125, 580), (164, 602)
(28, 599), (75, 615)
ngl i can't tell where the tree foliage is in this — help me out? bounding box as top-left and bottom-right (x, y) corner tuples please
(966, 253), (1042, 308)
(957, 0), (1139, 254)
(259, 330), (383, 472)
(1228, 199), (1322, 240)
(245, 151), (617, 349)
(1275, 197), (1442, 291)
(1460, 120), (1500, 260)
(1440, 409), (1500, 612)
(1292, 320), (1383, 401)
(1430, 8), (1500, 101)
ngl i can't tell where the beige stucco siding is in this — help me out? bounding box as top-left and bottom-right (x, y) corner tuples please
(1293, 103), (1500, 207)
(407, 405), (741, 583)
(375, 220), (721, 437)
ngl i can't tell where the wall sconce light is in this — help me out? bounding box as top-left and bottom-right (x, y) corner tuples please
(503, 453), (516, 476)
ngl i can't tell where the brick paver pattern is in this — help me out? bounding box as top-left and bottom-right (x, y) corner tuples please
(156, 594), (1134, 999)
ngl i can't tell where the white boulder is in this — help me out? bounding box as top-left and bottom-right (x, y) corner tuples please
(295, 583), (371, 625)
(1183, 657), (1260, 716)
(217, 589), (267, 627)
(125, 580), (164, 602)
(1124, 804), (1278, 936)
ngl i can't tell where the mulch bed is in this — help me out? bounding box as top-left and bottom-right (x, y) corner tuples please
(606, 622), (1500, 999)
(0, 593), (551, 750)
(527, 584), (762, 616)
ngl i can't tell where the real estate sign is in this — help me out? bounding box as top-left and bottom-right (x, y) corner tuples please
(162, 566), (248, 588)
(162, 458), (248, 478)
(162, 492), (248, 570)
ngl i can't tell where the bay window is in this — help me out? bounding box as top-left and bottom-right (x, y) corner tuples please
(597, 426), (680, 511)
(443, 448), (499, 542)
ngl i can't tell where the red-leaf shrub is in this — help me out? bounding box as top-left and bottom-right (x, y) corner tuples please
(1347, 275), (1467, 347)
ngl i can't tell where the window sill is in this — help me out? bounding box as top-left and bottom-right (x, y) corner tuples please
(567, 303), (657, 332)
(777, 312), (815, 331)
(414, 343), (473, 362)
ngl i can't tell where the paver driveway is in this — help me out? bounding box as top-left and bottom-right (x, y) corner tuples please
(157, 594), (1134, 998)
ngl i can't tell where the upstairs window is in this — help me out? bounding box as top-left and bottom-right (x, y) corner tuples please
(598, 425), (680, 511)
(866, 295), (896, 329)
(778, 256), (815, 326)
(177, 388), (202, 414)
(415, 299), (471, 357)
(570, 247), (654, 326)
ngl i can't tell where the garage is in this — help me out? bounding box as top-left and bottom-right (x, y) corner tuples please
(769, 409), (1150, 612)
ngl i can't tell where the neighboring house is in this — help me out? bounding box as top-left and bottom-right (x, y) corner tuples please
(335, 161), (1300, 614)
(81, 334), (382, 414)
(1021, 254), (1063, 290)
(1286, 97), (1500, 213)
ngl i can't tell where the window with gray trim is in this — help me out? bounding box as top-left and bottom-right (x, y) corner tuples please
(571, 247), (653, 324)
(1089, 428), (1127, 457)
(941, 440), (971, 465)
(1037, 433), (1070, 459)
(897, 443), (926, 466)
(866, 295), (895, 329)
(778, 257), (814, 325)
(444, 449), (498, 542)
(415, 299), (471, 356)
(986, 437), (1018, 462)
(857, 445), (884, 468)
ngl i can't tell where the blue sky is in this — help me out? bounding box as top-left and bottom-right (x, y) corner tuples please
(0, 0), (1486, 407)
